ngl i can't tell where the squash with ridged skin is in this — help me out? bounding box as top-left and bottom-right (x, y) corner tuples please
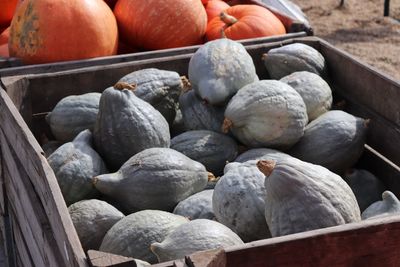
(362, 191), (400, 220)
(257, 158), (361, 237)
(173, 190), (215, 220)
(205, 0), (230, 22)
(46, 92), (101, 142)
(223, 80), (308, 149)
(93, 83), (170, 170)
(262, 43), (326, 79)
(47, 130), (108, 205)
(100, 210), (188, 264)
(234, 147), (292, 163)
(93, 148), (210, 213)
(189, 38), (258, 105)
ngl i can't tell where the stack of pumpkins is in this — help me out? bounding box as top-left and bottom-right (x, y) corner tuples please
(44, 39), (397, 264)
(0, 0), (286, 63)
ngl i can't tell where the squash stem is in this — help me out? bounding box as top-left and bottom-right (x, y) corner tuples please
(180, 76), (192, 92)
(114, 82), (137, 91)
(221, 118), (233, 133)
(256, 160), (276, 177)
(207, 172), (217, 182)
(220, 12), (238, 26)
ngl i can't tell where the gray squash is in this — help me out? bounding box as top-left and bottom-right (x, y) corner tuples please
(171, 130), (238, 175)
(234, 148), (292, 163)
(47, 130), (108, 205)
(223, 80), (308, 149)
(42, 140), (63, 157)
(213, 161), (270, 242)
(280, 71), (332, 120)
(188, 38), (258, 105)
(46, 92), (101, 142)
(99, 210), (188, 264)
(257, 158), (361, 237)
(173, 190), (215, 220)
(93, 83), (170, 170)
(93, 148), (210, 213)
(362, 191), (400, 220)
(344, 169), (386, 212)
(150, 219), (244, 262)
(179, 89), (225, 133)
(68, 199), (124, 251)
(118, 68), (187, 124)
(262, 43), (326, 79)
(170, 108), (187, 137)
(289, 110), (368, 174)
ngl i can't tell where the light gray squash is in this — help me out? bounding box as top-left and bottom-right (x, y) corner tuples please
(188, 38), (258, 105)
(280, 71), (332, 120)
(47, 130), (108, 205)
(344, 169), (386, 212)
(93, 148), (210, 213)
(223, 80), (308, 149)
(179, 89), (225, 133)
(173, 190), (215, 220)
(213, 161), (270, 242)
(171, 130), (238, 175)
(42, 140), (63, 157)
(234, 148), (292, 163)
(68, 199), (124, 251)
(46, 92), (101, 142)
(362, 191), (400, 220)
(257, 158), (361, 237)
(262, 43), (326, 79)
(150, 219), (244, 262)
(93, 83), (170, 170)
(100, 210), (188, 264)
(118, 68), (187, 124)
(289, 110), (368, 174)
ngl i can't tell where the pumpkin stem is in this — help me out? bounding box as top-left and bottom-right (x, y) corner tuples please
(221, 28), (227, 39)
(222, 118), (233, 133)
(208, 172), (218, 182)
(181, 76), (192, 93)
(256, 160), (276, 177)
(364, 118), (371, 128)
(92, 176), (99, 186)
(114, 82), (137, 91)
(220, 12), (238, 26)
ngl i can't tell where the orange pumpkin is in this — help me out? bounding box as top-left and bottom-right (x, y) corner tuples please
(104, 0), (118, 9)
(114, 0), (207, 50)
(9, 0), (118, 64)
(0, 43), (8, 57)
(205, 0), (230, 22)
(0, 0), (18, 28)
(206, 5), (286, 41)
(0, 27), (9, 45)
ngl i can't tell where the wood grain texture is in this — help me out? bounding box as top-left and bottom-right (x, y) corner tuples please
(87, 250), (137, 267)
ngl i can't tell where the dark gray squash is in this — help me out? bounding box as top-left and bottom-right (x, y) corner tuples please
(344, 169), (386, 212)
(118, 68), (187, 124)
(234, 148), (292, 163)
(47, 130), (108, 205)
(362, 191), (400, 220)
(188, 38), (258, 105)
(93, 148), (210, 213)
(46, 92), (101, 142)
(289, 110), (368, 174)
(262, 43), (326, 79)
(223, 80), (308, 149)
(171, 130), (238, 175)
(170, 108), (187, 137)
(68, 199), (124, 252)
(173, 189), (215, 220)
(213, 161), (270, 242)
(93, 83), (170, 170)
(179, 89), (225, 133)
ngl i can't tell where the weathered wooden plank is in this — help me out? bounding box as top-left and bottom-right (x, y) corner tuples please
(88, 250), (138, 267)
(9, 209), (34, 267)
(0, 88), (88, 267)
(1, 78), (32, 125)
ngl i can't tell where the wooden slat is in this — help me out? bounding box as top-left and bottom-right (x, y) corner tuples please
(87, 250), (138, 267)
(0, 88), (88, 267)
(9, 209), (34, 267)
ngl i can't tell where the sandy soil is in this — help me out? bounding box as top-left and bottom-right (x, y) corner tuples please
(292, 0), (400, 81)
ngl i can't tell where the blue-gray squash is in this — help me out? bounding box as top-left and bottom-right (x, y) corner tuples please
(118, 68), (188, 124)
(344, 169), (386, 212)
(173, 189), (215, 220)
(223, 80), (308, 149)
(362, 191), (400, 220)
(47, 130), (108, 205)
(188, 38), (258, 105)
(93, 83), (170, 170)
(68, 199), (124, 252)
(171, 130), (238, 175)
(234, 148), (292, 163)
(213, 161), (270, 242)
(257, 158), (361, 237)
(93, 148), (211, 213)
(262, 43), (326, 79)
(46, 92), (101, 142)
(289, 110), (368, 174)
(100, 210), (188, 264)
(179, 89), (225, 133)
(280, 71), (332, 120)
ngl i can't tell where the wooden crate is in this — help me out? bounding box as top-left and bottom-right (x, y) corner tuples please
(1, 36), (400, 267)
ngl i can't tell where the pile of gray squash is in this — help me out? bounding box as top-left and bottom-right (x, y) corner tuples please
(44, 39), (394, 264)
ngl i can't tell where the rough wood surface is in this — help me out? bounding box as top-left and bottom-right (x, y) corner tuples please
(9, 209), (34, 267)
(88, 250), (137, 267)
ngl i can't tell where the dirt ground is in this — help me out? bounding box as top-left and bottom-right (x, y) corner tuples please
(292, 0), (400, 81)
